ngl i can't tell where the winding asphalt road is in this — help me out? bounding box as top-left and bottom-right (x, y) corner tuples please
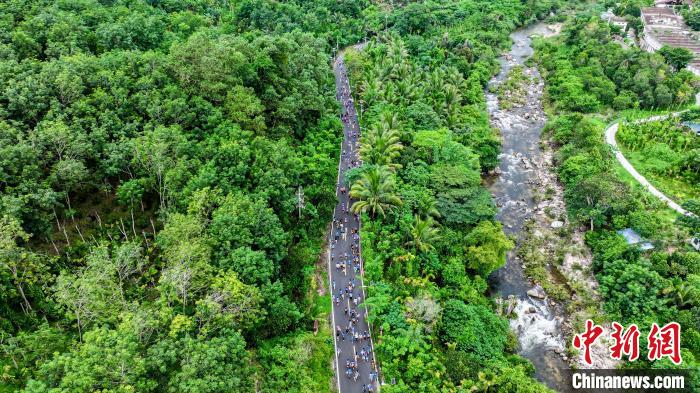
(327, 52), (380, 393)
(604, 115), (691, 216)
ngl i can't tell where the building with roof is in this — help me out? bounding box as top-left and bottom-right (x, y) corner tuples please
(682, 121), (700, 135)
(691, 237), (700, 251)
(601, 9), (629, 31)
(640, 7), (700, 75)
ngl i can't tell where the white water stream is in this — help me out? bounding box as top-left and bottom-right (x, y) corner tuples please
(487, 22), (571, 392)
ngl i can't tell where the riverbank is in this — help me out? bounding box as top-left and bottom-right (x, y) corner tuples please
(532, 11), (700, 382)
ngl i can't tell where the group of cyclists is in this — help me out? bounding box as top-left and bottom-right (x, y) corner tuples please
(331, 56), (380, 392)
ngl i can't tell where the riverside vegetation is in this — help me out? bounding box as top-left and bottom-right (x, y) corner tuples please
(535, 13), (700, 384)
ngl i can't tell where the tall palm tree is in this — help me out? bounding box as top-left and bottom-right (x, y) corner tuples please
(390, 62), (406, 81)
(360, 124), (403, 169)
(445, 66), (466, 90)
(378, 57), (394, 81)
(350, 167), (402, 218)
(405, 215), (441, 253)
(388, 38), (408, 67)
(394, 79), (415, 105)
(443, 84), (461, 127)
(416, 194), (440, 219)
(379, 111), (400, 133)
(359, 71), (381, 108)
(665, 282), (698, 310)
(426, 69), (446, 107)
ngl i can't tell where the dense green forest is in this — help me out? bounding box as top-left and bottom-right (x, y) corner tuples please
(0, 0), (366, 391)
(537, 17), (697, 112)
(536, 14), (700, 385)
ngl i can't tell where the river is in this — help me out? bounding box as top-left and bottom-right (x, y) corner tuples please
(486, 22), (571, 392)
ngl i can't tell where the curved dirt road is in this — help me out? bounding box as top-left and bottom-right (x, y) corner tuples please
(604, 118), (690, 216)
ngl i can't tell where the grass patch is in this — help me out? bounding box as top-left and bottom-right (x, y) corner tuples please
(518, 220), (571, 303)
(619, 147), (699, 203)
(602, 101), (697, 124)
(315, 294), (332, 317)
(610, 158), (684, 246)
(604, 112), (691, 231)
(611, 159), (681, 222)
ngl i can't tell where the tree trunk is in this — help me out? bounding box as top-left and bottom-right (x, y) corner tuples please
(62, 224), (70, 246)
(130, 207), (137, 239)
(76, 311), (83, 342)
(50, 238), (60, 254)
(75, 224), (85, 242)
(53, 207), (61, 232)
(17, 284), (32, 315)
(119, 218), (129, 241)
(66, 194), (75, 223)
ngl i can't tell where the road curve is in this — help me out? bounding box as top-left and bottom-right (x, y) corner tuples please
(604, 117), (690, 216)
(327, 50), (381, 393)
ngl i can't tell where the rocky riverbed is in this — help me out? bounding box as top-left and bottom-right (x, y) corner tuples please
(487, 22), (617, 391)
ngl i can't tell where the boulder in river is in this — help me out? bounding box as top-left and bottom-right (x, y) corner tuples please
(527, 286), (546, 299)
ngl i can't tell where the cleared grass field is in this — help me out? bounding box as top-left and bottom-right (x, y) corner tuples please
(618, 146), (700, 204)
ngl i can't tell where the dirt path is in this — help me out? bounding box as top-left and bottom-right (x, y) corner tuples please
(604, 115), (691, 216)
